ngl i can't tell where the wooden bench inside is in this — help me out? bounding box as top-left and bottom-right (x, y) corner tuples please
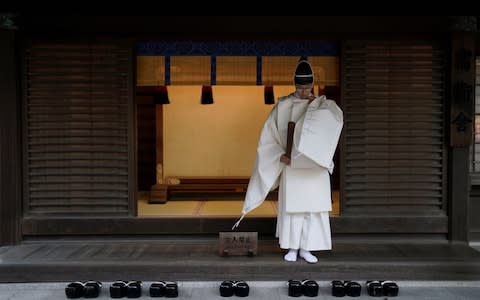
(149, 177), (247, 203)
(168, 177), (249, 192)
(150, 177), (278, 203)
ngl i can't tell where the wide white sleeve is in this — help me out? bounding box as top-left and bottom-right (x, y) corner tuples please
(241, 106), (284, 216)
(297, 100), (343, 170)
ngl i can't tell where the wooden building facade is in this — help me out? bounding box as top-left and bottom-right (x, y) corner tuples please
(1, 16), (479, 246)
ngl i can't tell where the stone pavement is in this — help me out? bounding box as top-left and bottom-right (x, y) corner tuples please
(1, 281), (480, 300)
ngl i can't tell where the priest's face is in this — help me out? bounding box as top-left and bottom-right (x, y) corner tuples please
(295, 84), (314, 99)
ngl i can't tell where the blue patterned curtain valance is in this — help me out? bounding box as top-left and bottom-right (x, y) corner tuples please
(137, 40), (338, 56)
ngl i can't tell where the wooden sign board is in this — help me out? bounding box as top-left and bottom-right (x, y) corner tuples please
(219, 232), (257, 257)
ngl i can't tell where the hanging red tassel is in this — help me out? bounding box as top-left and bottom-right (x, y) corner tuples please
(264, 85), (275, 105)
(201, 85), (214, 104)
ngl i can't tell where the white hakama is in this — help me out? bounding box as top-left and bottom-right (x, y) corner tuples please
(276, 166), (332, 251)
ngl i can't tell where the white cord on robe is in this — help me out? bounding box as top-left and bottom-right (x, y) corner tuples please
(231, 213), (246, 230)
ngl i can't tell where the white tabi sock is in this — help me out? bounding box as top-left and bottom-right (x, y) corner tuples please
(299, 249), (318, 264)
(284, 249), (298, 262)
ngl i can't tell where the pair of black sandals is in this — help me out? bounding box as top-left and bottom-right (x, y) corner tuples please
(331, 281), (362, 297)
(332, 280), (399, 297)
(65, 281), (102, 298)
(149, 281), (179, 298)
(366, 280), (399, 297)
(219, 280), (250, 297)
(109, 281), (143, 298)
(288, 279), (319, 297)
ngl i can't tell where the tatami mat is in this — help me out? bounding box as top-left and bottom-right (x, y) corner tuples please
(138, 199), (202, 216)
(200, 200), (276, 217)
(138, 191), (340, 217)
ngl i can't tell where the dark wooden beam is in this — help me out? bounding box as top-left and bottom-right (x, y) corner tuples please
(16, 16), (454, 36)
(470, 187), (480, 242)
(0, 29), (22, 245)
(126, 41), (136, 217)
(22, 216), (447, 235)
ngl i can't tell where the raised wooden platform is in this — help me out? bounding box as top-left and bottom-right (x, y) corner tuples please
(1, 237), (480, 283)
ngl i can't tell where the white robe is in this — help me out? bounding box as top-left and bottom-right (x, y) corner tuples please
(234, 93), (343, 251)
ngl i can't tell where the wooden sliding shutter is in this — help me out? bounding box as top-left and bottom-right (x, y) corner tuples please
(23, 38), (133, 216)
(342, 40), (447, 215)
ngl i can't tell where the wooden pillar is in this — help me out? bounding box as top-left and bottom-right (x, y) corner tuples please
(0, 27), (21, 245)
(150, 104), (168, 203)
(448, 16), (477, 242)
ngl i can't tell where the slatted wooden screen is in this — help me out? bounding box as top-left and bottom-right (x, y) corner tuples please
(23, 39), (133, 216)
(342, 40), (447, 215)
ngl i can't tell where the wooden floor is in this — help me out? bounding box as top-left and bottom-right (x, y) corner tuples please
(137, 191), (340, 217)
(1, 237), (480, 283)
(138, 199), (278, 217)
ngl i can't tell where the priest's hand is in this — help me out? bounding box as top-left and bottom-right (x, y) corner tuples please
(280, 154), (291, 165)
